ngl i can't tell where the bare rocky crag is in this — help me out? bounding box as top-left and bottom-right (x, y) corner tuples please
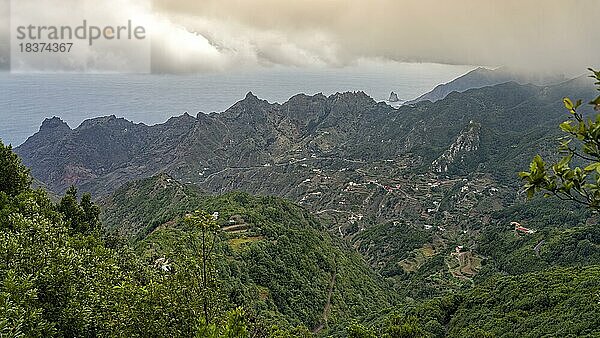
(431, 121), (481, 173)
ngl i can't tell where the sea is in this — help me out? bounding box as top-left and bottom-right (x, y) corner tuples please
(0, 62), (474, 146)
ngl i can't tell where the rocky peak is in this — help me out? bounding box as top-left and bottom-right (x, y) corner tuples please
(225, 92), (273, 114)
(21, 116), (72, 147)
(282, 93), (329, 118)
(78, 115), (133, 130)
(40, 116), (71, 133)
(165, 112), (197, 126)
(285, 93), (327, 106)
(327, 91), (377, 112)
(329, 90), (373, 102)
(237, 91), (266, 107)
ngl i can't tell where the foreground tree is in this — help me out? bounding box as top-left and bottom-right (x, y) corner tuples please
(520, 69), (600, 208)
(346, 321), (377, 338)
(0, 141), (31, 197)
(58, 186), (101, 235)
(183, 210), (221, 325)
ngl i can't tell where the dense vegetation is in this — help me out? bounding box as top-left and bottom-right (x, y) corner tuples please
(347, 266), (600, 337)
(521, 69), (600, 207)
(101, 174), (395, 334)
(4, 142), (598, 336)
(3, 70), (600, 337)
(0, 140), (303, 337)
(0, 145), (397, 336)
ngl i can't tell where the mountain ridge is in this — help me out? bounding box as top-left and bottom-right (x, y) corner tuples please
(406, 67), (568, 104)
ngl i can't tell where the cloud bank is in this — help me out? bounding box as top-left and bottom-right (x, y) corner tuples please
(1, 0), (599, 74)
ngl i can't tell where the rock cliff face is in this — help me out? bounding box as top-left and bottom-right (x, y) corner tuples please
(431, 121), (481, 173)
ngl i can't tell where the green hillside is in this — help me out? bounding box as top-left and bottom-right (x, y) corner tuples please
(355, 266), (600, 337)
(101, 174), (396, 334)
(3, 128), (600, 337)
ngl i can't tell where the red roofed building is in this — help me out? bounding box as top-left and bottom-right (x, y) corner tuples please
(512, 221), (535, 234)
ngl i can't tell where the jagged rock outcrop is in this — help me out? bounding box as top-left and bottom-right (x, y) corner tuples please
(16, 91), (379, 194)
(431, 121), (481, 173)
(388, 91), (400, 102)
(14, 79), (594, 197)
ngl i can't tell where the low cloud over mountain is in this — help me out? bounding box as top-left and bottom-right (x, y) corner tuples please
(1, 0), (598, 74)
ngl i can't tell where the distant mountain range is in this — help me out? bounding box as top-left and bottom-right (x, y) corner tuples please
(406, 67), (568, 104)
(16, 76), (591, 198)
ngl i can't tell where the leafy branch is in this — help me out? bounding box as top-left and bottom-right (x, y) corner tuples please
(520, 68), (600, 209)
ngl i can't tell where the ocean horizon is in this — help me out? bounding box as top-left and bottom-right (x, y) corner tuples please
(0, 62), (474, 146)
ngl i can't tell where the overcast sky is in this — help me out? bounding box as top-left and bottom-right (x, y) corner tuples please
(1, 0), (599, 74)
